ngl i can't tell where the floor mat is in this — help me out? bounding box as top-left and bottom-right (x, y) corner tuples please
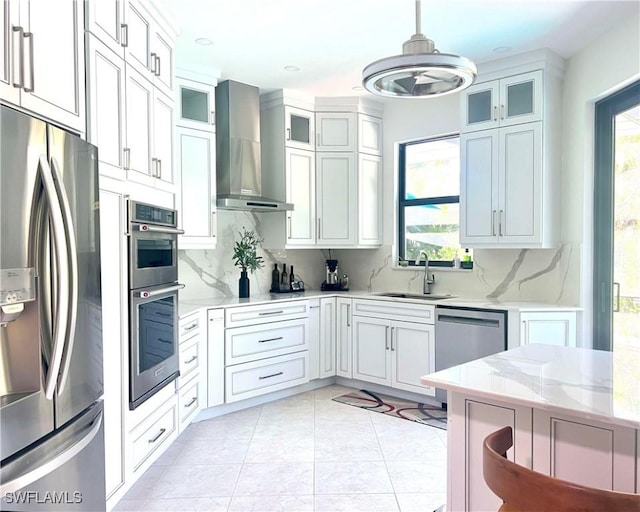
(332, 389), (447, 430)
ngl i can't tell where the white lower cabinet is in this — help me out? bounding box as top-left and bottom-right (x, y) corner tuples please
(178, 374), (203, 432)
(448, 393), (533, 512)
(130, 394), (178, 471)
(176, 310), (206, 433)
(532, 410), (637, 492)
(225, 351), (309, 403)
(319, 298), (337, 378)
(309, 297), (336, 380)
(352, 316), (435, 395)
(350, 299), (436, 396)
(207, 308), (225, 408)
(520, 310), (577, 347)
(225, 318), (309, 366)
(222, 300), (310, 403)
(336, 298), (352, 378)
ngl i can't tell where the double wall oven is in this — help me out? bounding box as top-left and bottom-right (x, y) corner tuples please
(128, 201), (184, 409)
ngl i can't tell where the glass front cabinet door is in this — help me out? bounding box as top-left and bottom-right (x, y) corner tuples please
(284, 105), (315, 151)
(176, 77), (216, 132)
(462, 70), (542, 132)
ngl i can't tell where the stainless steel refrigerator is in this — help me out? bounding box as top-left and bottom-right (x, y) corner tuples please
(0, 105), (105, 511)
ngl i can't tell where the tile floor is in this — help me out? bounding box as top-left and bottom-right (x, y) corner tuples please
(114, 385), (447, 512)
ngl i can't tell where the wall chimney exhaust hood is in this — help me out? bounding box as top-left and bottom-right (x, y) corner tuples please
(215, 80), (293, 212)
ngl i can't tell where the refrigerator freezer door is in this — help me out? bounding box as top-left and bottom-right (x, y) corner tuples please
(0, 401), (106, 512)
(47, 125), (103, 428)
(0, 106), (54, 460)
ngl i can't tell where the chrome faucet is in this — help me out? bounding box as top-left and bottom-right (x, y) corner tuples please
(418, 250), (435, 294)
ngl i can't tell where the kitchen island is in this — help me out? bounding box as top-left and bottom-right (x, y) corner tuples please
(421, 344), (640, 512)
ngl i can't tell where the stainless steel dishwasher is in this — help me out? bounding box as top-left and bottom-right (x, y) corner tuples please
(435, 306), (507, 404)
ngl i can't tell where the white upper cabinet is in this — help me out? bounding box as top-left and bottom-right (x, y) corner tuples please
(316, 152), (356, 246)
(285, 105), (315, 151)
(285, 148), (316, 246)
(124, 64), (153, 184)
(460, 59), (562, 249)
(316, 112), (356, 152)
(462, 70), (543, 132)
(0, 0), (85, 132)
(260, 93), (383, 249)
(151, 24), (173, 97)
(87, 35), (126, 181)
(0, 2), (21, 105)
(358, 153), (383, 246)
(123, 0), (151, 76)
(85, 0), (125, 58)
(358, 113), (383, 156)
(85, 0), (177, 194)
(461, 122), (546, 247)
(176, 126), (217, 248)
(176, 77), (216, 132)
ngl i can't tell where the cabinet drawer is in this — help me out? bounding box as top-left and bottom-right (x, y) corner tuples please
(178, 376), (201, 430)
(225, 318), (309, 365)
(131, 399), (177, 470)
(352, 299), (435, 324)
(179, 314), (201, 341)
(225, 300), (309, 328)
(178, 336), (200, 383)
(225, 352), (309, 403)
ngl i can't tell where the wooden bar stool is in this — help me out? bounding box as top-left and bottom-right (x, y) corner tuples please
(483, 426), (640, 512)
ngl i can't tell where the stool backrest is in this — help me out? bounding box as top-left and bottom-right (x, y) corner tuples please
(483, 426), (640, 512)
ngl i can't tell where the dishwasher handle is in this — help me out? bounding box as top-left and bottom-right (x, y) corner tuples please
(437, 314), (501, 327)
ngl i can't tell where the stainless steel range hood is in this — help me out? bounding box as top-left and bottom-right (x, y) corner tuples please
(215, 80), (293, 211)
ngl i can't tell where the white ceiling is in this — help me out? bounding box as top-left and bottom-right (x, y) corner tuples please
(163, 0), (639, 98)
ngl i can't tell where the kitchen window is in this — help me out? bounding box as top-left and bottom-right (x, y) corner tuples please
(398, 135), (462, 266)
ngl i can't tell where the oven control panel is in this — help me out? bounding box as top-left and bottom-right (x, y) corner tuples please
(130, 201), (177, 227)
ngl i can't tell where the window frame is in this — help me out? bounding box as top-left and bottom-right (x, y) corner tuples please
(397, 134), (461, 268)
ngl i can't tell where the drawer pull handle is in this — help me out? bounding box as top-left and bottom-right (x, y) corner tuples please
(148, 428), (166, 444)
(185, 397), (197, 408)
(185, 355), (198, 364)
(259, 371), (283, 380)
(183, 322), (198, 332)
(258, 336), (283, 344)
(258, 310), (284, 316)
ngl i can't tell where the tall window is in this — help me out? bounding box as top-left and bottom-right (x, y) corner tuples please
(398, 135), (461, 265)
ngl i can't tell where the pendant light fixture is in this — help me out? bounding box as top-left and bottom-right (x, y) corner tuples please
(362, 0), (477, 98)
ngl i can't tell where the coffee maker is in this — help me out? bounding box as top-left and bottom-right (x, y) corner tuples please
(321, 259), (349, 291)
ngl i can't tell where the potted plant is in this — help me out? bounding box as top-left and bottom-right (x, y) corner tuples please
(232, 227), (264, 298)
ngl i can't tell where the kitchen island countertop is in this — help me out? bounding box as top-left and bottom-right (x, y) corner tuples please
(421, 344), (640, 429)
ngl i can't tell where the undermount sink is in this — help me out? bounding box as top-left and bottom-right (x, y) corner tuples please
(374, 292), (456, 301)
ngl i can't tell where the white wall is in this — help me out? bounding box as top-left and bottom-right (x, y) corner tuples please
(561, 10), (640, 338)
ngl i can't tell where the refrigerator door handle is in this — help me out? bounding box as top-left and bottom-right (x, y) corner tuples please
(50, 157), (79, 395)
(0, 410), (103, 496)
(37, 156), (70, 400)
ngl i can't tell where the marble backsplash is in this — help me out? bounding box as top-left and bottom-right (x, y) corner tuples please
(180, 211), (580, 305)
(179, 210), (329, 300)
(334, 243), (581, 305)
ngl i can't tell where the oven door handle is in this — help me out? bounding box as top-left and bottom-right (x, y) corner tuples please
(133, 224), (185, 235)
(136, 283), (185, 298)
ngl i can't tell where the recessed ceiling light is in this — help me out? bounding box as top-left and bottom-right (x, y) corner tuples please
(493, 46), (511, 54)
(195, 38), (213, 46)
(284, 65), (300, 72)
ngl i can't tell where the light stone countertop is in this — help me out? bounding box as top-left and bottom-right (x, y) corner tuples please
(421, 344), (640, 429)
(179, 290), (581, 318)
